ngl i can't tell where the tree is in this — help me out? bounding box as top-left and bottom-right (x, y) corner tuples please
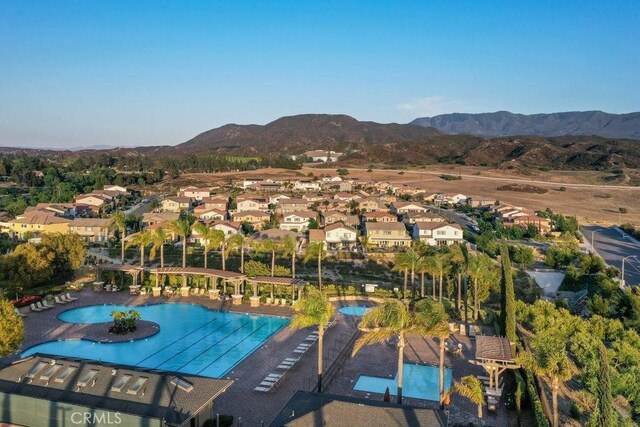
(510, 245), (536, 268)
(290, 288), (335, 393)
(450, 375), (485, 422)
(596, 342), (613, 426)
(228, 233), (246, 273)
(193, 222), (224, 269)
(422, 252), (442, 300)
(126, 230), (153, 268)
(39, 233), (87, 277)
(500, 242), (516, 345)
(282, 235), (298, 279)
(256, 239), (278, 277)
(304, 242), (326, 290)
(149, 228), (169, 268)
(336, 168), (349, 176)
(0, 298), (24, 357)
(448, 243), (468, 311)
(519, 331), (573, 427)
(170, 218), (193, 287)
(109, 211), (128, 263)
(3, 244), (52, 295)
(468, 252), (494, 320)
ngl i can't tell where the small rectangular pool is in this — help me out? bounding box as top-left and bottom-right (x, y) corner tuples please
(354, 363), (452, 401)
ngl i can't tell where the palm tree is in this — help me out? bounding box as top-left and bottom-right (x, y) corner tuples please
(126, 230), (153, 268)
(282, 235), (298, 278)
(394, 245), (423, 302)
(228, 233), (246, 273)
(352, 300), (411, 404)
(422, 252), (441, 299)
(218, 232), (231, 270)
(170, 218), (192, 269)
(109, 211), (127, 263)
(192, 223), (223, 269)
(290, 287), (335, 393)
(304, 242), (326, 290)
(256, 238), (278, 276)
(392, 253), (410, 301)
(149, 228), (168, 267)
(467, 252), (492, 320)
(413, 298), (450, 407)
(450, 375), (485, 423)
(447, 243), (467, 310)
(519, 331), (573, 427)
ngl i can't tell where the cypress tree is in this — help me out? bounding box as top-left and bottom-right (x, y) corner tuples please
(598, 342), (613, 426)
(500, 242), (516, 345)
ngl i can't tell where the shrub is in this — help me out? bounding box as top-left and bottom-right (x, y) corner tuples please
(109, 310), (141, 335)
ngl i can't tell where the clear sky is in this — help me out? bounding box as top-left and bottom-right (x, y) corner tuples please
(1, 1), (639, 148)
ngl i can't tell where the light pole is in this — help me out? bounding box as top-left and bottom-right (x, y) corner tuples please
(621, 255), (638, 288)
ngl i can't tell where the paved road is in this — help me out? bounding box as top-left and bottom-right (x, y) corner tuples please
(125, 196), (158, 217)
(428, 206), (477, 232)
(582, 225), (640, 287)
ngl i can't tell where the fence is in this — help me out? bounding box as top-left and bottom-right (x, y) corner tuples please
(312, 329), (360, 392)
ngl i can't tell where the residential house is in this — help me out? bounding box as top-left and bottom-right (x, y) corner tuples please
(365, 222), (411, 249)
(236, 197), (270, 212)
(465, 197), (499, 208)
(210, 221), (242, 237)
(103, 184), (129, 194)
(388, 201), (427, 215)
(178, 186), (211, 201)
(75, 193), (111, 208)
(251, 181), (282, 191)
(141, 212), (180, 227)
(162, 197), (192, 213)
(494, 205), (551, 233)
(324, 222), (358, 250)
(294, 180), (321, 191)
(269, 194), (291, 205)
(231, 210), (270, 230)
(194, 207), (226, 221)
(278, 198), (310, 213)
(333, 192), (360, 202)
(425, 193), (468, 205)
(308, 229), (326, 248)
(363, 211), (397, 223)
(280, 211), (317, 232)
(6, 212), (71, 239)
(69, 218), (113, 243)
(321, 210), (349, 226)
(25, 203), (76, 218)
(403, 212), (446, 225)
(320, 176), (343, 182)
(412, 223), (463, 246)
(202, 196), (228, 211)
(358, 197), (384, 212)
(241, 178), (265, 189)
(252, 228), (297, 242)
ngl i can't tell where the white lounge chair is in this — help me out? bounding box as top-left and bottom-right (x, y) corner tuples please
(37, 302), (51, 310)
(14, 308), (26, 317)
(54, 296), (68, 304)
(30, 303), (43, 312)
(254, 385), (273, 392)
(42, 300), (55, 309)
(65, 293), (78, 301)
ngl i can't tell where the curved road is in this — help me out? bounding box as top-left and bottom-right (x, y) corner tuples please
(582, 225), (640, 286)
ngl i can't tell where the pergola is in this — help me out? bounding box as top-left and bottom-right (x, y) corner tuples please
(148, 267), (246, 296)
(471, 336), (520, 393)
(95, 264), (144, 287)
(246, 276), (308, 304)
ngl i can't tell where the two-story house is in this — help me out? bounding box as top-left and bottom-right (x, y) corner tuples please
(365, 222), (411, 249)
(278, 198), (310, 214)
(403, 212), (445, 225)
(280, 211), (317, 232)
(324, 222), (358, 251)
(178, 186), (211, 201)
(389, 202), (428, 215)
(363, 211), (398, 223)
(162, 197), (192, 213)
(6, 212), (71, 239)
(412, 223), (463, 246)
(69, 218), (113, 243)
(231, 210), (270, 230)
(236, 197), (270, 212)
(202, 196), (228, 211)
(294, 180), (321, 191)
(194, 207), (226, 221)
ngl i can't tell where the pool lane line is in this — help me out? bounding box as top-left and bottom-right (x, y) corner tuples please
(192, 322), (271, 376)
(153, 318), (256, 371)
(135, 317), (234, 366)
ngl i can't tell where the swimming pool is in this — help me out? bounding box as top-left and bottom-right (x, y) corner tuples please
(354, 363), (452, 401)
(338, 305), (371, 316)
(23, 303), (289, 378)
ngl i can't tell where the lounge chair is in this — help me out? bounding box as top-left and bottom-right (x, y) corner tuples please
(254, 385), (273, 392)
(281, 298), (287, 306)
(54, 296), (68, 304)
(14, 308), (26, 317)
(65, 293), (78, 301)
(36, 301), (50, 310)
(42, 300), (55, 309)
(140, 288), (148, 296)
(30, 303), (42, 312)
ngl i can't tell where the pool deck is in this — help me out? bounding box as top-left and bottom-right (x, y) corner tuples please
(8, 292), (515, 426)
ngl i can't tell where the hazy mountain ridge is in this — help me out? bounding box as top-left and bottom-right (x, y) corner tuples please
(411, 111), (640, 140)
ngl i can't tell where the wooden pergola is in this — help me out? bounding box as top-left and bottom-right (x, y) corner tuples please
(471, 335), (520, 393)
(95, 264), (144, 287)
(245, 276), (307, 306)
(148, 267), (246, 301)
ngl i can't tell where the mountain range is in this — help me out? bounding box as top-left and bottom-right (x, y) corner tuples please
(2, 113), (640, 170)
(410, 111), (640, 140)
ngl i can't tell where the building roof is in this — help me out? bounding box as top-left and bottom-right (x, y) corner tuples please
(164, 197), (192, 204)
(209, 220), (242, 230)
(283, 210), (317, 219)
(475, 335), (513, 362)
(269, 391), (446, 427)
(415, 222), (463, 231)
(324, 222), (356, 233)
(0, 355), (232, 426)
(252, 229), (297, 241)
(232, 210), (270, 218)
(364, 211), (396, 219)
(280, 198), (308, 205)
(13, 212), (71, 225)
(366, 222), (407, 232)
(142, 212), (180, 223)
(70, 218), (111, 227)
(308, 229), (325, 242)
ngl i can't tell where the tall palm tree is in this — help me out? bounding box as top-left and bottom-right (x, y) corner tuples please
(290, 287), (335, 393)
(393, 245), (423, 302)
(352, 300), (411, 404)
(447, 243), (467, 310)
(192, 223), (223, 269)
(149, 228), (168, 268)
(450, 376), (485, 423)
(304, 242), (326, 290)
(282, 235), (298, 279)
(518, 331), (573, 427)
(217, 232), (231, 270)
(413, 298), (450, 407)
(170, 218), (192, 269)
(256, 239), (278, 276)
(126, 230), (153, 268)
(422, 252), (441, 299)
(467, 252), (492, 320)
(228, 233), (246, 273)
(109, 211), (127, 263)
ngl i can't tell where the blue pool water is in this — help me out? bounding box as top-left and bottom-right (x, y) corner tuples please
(23, 303), (289, 378)
(354, 363), (452, 401)
(338, 305), (371, 316)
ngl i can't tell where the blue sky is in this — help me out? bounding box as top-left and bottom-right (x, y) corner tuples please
(1, 1), (639, 148)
